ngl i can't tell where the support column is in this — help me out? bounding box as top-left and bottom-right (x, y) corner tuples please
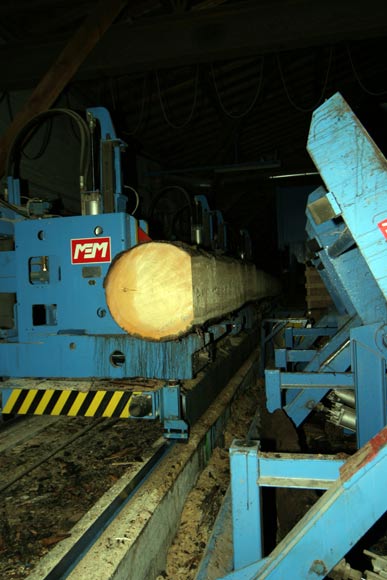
(230, 440), (262, 569)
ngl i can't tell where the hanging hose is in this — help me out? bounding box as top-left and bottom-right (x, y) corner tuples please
(148, 185), (193, 241)
(5, 108), (92, 195)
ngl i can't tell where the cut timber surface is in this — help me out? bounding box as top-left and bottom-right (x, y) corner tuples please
(104, 241), (279, 341)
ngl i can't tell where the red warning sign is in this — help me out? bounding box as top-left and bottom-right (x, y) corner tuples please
(378, 219), (387, 240)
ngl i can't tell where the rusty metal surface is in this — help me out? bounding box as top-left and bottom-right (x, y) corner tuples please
(340, 424), (387, 481)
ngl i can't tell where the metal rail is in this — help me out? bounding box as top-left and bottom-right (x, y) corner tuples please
(0, 418), (105, 494)
(41, 441), (172, 580)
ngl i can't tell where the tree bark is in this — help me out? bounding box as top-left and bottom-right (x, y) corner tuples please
(104, 241), (279, 341)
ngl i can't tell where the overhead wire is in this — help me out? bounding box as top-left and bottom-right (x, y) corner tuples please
(277, 47), (333, 113)
(5, 91), (13, 120)
(156, 66), (199, 129)
(346, 44), (387, 96)
(110, 77), (117, 110)
(122, 74), (148, 136)
(64, 91), (81, 143)
(123, 184), (140, 215)
(210, 57), (265, 119)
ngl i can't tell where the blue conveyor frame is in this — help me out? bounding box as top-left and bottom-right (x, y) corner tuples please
(204, 93), (387, 579)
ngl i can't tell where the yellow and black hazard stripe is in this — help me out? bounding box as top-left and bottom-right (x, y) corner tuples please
(2, 389), (137, 418)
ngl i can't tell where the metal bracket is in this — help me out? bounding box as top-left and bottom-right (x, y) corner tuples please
(160, 383), (189, 440)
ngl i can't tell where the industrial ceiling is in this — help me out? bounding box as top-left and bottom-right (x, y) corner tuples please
(1, 0), (387, 269)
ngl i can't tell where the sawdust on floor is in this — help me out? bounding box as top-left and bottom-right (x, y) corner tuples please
(158, 378), (263, 580)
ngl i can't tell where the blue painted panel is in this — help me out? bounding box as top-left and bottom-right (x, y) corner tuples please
(307, 92), (387, 302)
(0, 332), (199, 379)
(13, 213), (134, 338)
(306, 187), (387, 324)
(0, 251), (16, 291)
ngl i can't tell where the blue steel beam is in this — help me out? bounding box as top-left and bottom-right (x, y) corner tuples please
(221, 426), (387, 580)
(260, 317), (337, 377)
(279, 371), (353, 388)
(230, 440), (262, 570)
(283, 332), (353, 424)
(275, 348), (315, 367)
(265, 315), (359, 423)
(351, 323), (387, 447)
(266, 366), (353, 416)
(258, 453), (344, 489)
(87, 107), (127, 213)
(284, 325), (337, 341)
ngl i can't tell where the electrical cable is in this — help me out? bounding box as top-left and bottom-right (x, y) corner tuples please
(148, 185), (193, 239)
(156, 66), (199, 129)
(0, 197), (29, 218)
(148, 185), (193, 218)
(123, 184), (140, 215)
(210, 57), (264, 119)
(5, 109), (91, 194)
(5, 91), (13, 121)
(122, 74), (148, 136)
(277, 47), (333, 113)
(347, 44), (387, 96)
(22, 118), (53, 160)
(170, 202), (191, 240)
(8, 109), (87, 178)
(64, 92), (81, 143)
(0, 216), (22, 224)
(110, 77), (117, 110)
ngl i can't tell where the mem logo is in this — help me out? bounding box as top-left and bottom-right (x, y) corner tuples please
(71, 237), (112, 264)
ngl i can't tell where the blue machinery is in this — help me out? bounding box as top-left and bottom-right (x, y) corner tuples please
(4, 94), (387, 577)
(0, 107), (258, 439)
(197, 92), (387, 579)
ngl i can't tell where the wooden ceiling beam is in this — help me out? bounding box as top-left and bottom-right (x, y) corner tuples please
(0, 0), (135, 177)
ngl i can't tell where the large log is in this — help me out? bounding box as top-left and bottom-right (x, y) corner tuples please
(104, 241), (279, 341)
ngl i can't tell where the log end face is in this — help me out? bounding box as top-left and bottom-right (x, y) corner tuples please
(105, 242), (194, 341)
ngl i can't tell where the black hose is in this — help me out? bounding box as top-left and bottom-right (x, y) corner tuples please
(6, 108), (91, 193)
(0, 197), (29, 218)
(21, 118), (53, 161)
(148, 185), (193, 240)
(148, 185), (193, 219)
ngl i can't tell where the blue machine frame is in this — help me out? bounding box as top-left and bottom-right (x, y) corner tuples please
(197, 426), (387, 579)
(198, 93), (387, 578)
(0, 106), (259, 439)
(265, 93), (387, 449)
